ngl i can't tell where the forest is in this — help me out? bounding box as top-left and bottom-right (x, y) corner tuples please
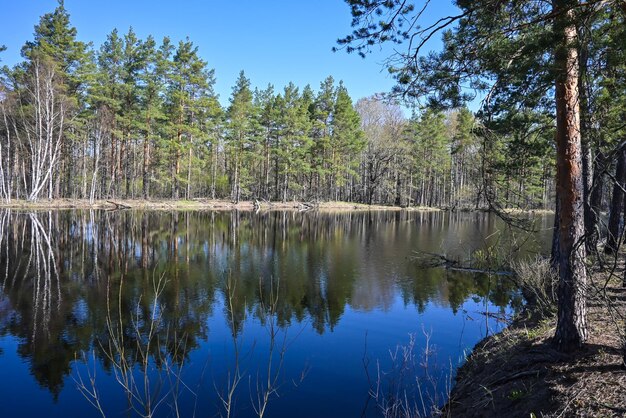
(1, 0), (625, 352)
(0, 2), (556, 208)
(1, 0), (626, 416)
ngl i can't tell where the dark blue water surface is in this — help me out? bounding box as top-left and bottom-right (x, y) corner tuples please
(0, 210), (552, 417)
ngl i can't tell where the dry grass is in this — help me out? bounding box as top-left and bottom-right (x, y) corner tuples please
(444, 262), (626, 418)
(501, 208), (555, 215)
(0, 198), (442, 212)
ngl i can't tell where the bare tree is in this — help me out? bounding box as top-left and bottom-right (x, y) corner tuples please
(355, 95), (408, 205)
(8, 55), (70, 201)
(88, 107), (113, 203)
(0, 85), (14, 202)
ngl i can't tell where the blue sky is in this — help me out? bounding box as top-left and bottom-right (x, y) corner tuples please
(0, 0), (459, 106)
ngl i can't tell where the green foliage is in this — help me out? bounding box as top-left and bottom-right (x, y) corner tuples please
(21, 0), (90, 95)
(0, 1), (564, 208)
(330, 82), (365, 185)
(406, 109), (451, 206)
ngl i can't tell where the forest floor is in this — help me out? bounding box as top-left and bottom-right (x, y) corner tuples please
(445, 263), (626, 417)
(0, 198), (443, 211)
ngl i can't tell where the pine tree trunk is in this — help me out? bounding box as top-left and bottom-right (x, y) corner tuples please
(232, 154), (240, 204)
(143, 117), (150, 200)
(589, 152), (605, 245)
(264, 133), (271, 200)
(551, 194), (561, 272)
(553, 0), (588, 352)
(211, 140), (217, 200)
(119, 136), (125, 198)
(81, 136), (88, 198)
(623, 192), (626, 287)
(395, 172), (402, 206)
(173, 130), (182, 199)
(606, 149), (626, 253)
(125, 132), (131, 198)
(579, 39), (597, 253)
(109, 135), (116, 198)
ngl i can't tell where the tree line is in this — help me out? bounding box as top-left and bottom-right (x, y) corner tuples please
(0, 2), (557, 208)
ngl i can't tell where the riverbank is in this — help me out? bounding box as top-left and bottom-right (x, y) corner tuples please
(0, 198), (557, 214)
(0, 198), (442, 211)
(444, 266), (626, 417)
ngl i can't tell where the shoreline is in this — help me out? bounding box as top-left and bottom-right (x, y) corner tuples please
(0, 198), (555, 214)
(0, 198), (438, 211)
(444, 270), (626, 417)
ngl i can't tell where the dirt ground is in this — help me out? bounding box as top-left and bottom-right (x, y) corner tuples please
(444, 265), (626, 417)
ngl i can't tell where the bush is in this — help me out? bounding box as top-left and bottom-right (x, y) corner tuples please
(510, 257), (557, 316)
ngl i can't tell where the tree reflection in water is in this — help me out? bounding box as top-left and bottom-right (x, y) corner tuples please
(0, 209), (547, 417)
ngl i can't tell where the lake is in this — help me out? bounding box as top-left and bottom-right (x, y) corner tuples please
(0, 209), (552, 417)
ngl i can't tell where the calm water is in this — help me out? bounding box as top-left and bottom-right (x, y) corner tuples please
(0, 210), (552, 418)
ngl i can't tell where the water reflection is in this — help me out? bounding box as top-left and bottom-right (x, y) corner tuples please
(0, 209), (550, 417)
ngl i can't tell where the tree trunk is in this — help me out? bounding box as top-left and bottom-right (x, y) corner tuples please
(119, 135), (125, 198)
(211, 139), (217, 200)
(125, 133), (131, 198)
(579, 38), (597, 253)
(586, 151), (604, 252)
(143, 117), (150, 200)
(187, 144), (192, 200)
(173, 130), (182, 199)
(553, 0), (588, 352)
(264, 132), (271, 200)
(623, 190), (626, 287)
(551, 193), (561, 272)
(606, 148), (626, 253)
(81, 137), (88, 198)
(394, 171), (402, 206)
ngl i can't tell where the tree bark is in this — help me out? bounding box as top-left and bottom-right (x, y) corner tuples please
(551, 194), (561, 272)
(553, 0), (588, 352)
(142, 115), (150, 200)
(606, 148), (626, 253)
(578, 35), (597, 253)
(587, 152), (605, 252)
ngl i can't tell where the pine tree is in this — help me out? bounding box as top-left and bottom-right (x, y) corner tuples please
(311, 76), (336, 200)
(95, 29), (124, 197)
(227, 71), (258, 203)
(275, 83), (313, 201)
(409, 109), (449, 207)
(255, 84), (280, 200)
(329, 81), (364, 201)
(137, 36), (166, 199)
(118, 27), (146, 198)
(449, 107), (478, 208)
(164, 38), (215, 199)
(21, 0), (90, 95)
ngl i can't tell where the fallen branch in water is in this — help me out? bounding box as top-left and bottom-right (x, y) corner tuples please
(411, 251), (463, 269)
(448, 266), (513, 276)
(105, 200), (132, 210)
(298, 201), (319, 212)
(412, 251), (513, 276)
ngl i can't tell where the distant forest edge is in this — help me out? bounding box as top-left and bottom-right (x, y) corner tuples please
(0, 3), (555, 208)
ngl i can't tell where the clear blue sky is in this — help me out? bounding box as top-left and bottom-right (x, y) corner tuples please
(0, 0), (459, 106)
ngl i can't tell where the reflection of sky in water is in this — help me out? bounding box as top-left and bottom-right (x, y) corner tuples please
(0, 210), (551, 418)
